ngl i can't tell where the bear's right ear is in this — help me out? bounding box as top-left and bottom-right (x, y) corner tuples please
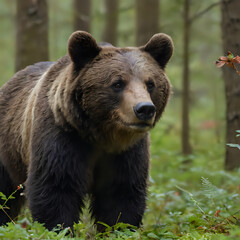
(141, 33), (173, 69)
(68, 31), (101, 68)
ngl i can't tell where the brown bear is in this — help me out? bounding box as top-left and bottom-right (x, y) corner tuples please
(0, 31), (173, 230)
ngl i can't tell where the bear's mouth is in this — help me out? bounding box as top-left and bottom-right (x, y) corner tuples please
(119, 120), (152, 131)
(129, 123), (152, 130)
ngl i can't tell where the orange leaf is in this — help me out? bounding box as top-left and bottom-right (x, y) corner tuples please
(215, 60), (226, 68)
(233, 55), (240, 64)
(215, 209), (221, 217)
(219, 56), (229, 61)
(215, 56), (229, 68)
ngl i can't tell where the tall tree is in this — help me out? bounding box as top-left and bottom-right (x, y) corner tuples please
(221, 0), (240, 170)
(136, 0), (159, 46)
(73, 0), (91, 32)
(182, 0), (192, 155)
(15, 0), (49, 72)
(181, 2), (220, 156)
(102, 0), (119, 45)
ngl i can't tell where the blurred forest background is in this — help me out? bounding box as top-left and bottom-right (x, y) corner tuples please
(0, 0), (240, 239)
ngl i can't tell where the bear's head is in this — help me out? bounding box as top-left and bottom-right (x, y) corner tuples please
(62, 31), (173, 152)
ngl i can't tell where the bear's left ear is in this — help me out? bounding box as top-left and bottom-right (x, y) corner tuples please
(141, 33), (173, 69)
(68, 31), (101, 68)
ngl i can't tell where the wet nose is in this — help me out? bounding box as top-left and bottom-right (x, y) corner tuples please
(134, 102), (156, 121)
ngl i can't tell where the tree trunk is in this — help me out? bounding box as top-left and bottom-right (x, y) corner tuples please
(182, 0), (192, 155)
(73, 0), (91, 32)
(102, 0), (119, 45)
(15, 0), (49, 72)
(221, 0), (240, 170)
(136, 0), (159, 46)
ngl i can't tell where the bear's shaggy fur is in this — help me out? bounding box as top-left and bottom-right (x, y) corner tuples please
(0, 31), (173, 230)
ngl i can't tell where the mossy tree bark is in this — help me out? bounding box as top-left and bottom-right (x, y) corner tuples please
(136, 0), (159, 46)
(15, 0), (49, 72)
(181, 1), (220, 156)
(73, 0), (91, 33)
(102, 0), (119, 45)
(221, 0), (240, 170)
(182, 0), (192, 156)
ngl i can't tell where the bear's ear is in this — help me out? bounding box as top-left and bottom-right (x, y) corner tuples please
(141, 33), (173, 69)
(68, 31), (101, 68)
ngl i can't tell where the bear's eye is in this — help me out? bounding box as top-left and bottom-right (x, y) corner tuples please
(146, 79), (155, 92)
(112, 79), (125, 92)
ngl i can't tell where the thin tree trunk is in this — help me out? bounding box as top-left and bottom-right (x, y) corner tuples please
(136, 0), (159, 46)
(181, 0), (192, 155)
(102, 0), (119, 45)
(15, 0), (49, 72)
(73, 0), (91, 32)
(221, 0), (240, 170)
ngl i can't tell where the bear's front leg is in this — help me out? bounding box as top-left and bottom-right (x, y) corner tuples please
(26, 129), (89, 230)
(91, 138), (149, 231)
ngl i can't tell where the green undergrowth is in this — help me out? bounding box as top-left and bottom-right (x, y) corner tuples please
(1, 120), (239, 239)
(0, 169), (239, 239)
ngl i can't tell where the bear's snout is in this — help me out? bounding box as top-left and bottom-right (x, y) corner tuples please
(133, 102), (156, 121)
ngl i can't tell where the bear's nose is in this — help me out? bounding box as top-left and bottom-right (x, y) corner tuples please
(134, 102), (156, 121)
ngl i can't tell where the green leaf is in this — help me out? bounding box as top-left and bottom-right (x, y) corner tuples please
(0, 192), (7, 201)
(147, 232), (161, 239)
(236, 130), (240, 137)
(8, 196), (15, 200)
(227, 143), (240, 150)
(228, 51), (234, 59)
(97, 221), (111, 229)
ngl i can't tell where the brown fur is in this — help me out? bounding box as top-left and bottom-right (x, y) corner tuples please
(0, 62), (53, 183)
(0, 31), (173, 230)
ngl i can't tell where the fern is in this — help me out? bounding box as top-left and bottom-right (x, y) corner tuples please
(201, 177), (226, 205)
(176, 185), (206, 216)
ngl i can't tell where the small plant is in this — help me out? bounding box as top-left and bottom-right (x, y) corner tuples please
(176, 178), (240, 235)
(0, 184), (24, 224)
(216, 51), (240, 75)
